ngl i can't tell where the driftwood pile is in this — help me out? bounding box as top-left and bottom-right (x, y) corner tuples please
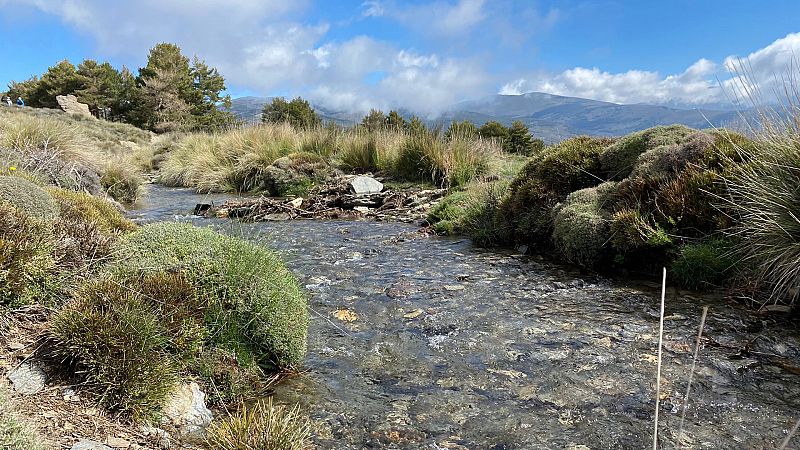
(199, 179), (447, 224)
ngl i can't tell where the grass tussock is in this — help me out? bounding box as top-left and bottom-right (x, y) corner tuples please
(0, 107), (148, 202)
(0, 201), (55, 306)
(158, 123), (501, 193)
(205, 399), (311, 450)
(49, 223), (308, 417)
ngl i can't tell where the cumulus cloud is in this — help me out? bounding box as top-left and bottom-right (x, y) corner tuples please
(501, 33), (800, 107)
(5, 0), (491, 114)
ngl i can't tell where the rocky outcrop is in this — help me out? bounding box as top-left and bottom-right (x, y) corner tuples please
(160, 382), (213, 443)
(8, 361), (46, 395)
(56, 94), (92, 118)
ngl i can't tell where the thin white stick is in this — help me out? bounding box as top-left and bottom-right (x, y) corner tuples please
(653, 267), (667, 450)
(678, 306), (709, 447)
(779, 417), (800, 450)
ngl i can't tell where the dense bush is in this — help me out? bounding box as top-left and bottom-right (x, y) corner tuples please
(428, 181), (509, 246)
(0, 176), (59, 220)
(111, 223), (308, 368)
(50, 277), (178, 420)
(50, 223), (308, 418)
(100, 161), (142, 203)
(551, 182), (617, 267)
(0, 202), (55, 306)
(500, 136), (614, 244)
(599, 125), (695, 180)
(205, 399), (311, 450)
(47, 188), (136, 270)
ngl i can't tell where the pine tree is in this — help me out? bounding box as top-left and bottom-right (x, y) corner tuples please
(29, 60), (82, 108)
(261, 97), (319, 129)
(407, 116), (427, 135)
(361, 109), (386, 131)
(75, 60), (124, 114)
(505, 120), (542, 155)
(387, 110), (406, 130)
(478, 121), (509, 141)
(444, 120), (478, 140)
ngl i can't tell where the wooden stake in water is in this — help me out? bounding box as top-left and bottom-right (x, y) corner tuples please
(678, 306), (709, 447)
(653, 267), (667, 450)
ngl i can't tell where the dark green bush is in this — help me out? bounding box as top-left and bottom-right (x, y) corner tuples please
(551, 182), (617, 267)
(50, 277), (178, 421)
(671, 239), (735, 290)
(501, 136), (614, 245)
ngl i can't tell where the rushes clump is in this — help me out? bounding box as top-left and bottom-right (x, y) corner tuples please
(205, 399), (311, 450)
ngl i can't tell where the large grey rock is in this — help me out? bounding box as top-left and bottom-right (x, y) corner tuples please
(348, 176), (383, 195)
(71, 440), (113, 450)
(8, 361), (46, 395)
(56, 94), (92, 118)
(161, 382), (213, 443)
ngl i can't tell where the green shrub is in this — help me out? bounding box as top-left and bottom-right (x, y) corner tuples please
(47, 188), (136, 270)
(205, 399), (311, 450)
(0, 202), (55, 305)
(0, 176), (59, 220)
(0, 387), (44, 450)
(629, 131), (713, 179)
(50, 277), (178, 420)
(501, 136), (614, 244)
(599, 125), (696, 180)
(111, 223), (308, 369)
(428, 181), (509, 246)
(551, 182), (617, 267)
(233, 152), (330, 196)
(671, 239), (735, 290)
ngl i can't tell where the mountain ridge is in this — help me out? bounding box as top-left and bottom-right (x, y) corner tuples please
(226, 92), (746, 143)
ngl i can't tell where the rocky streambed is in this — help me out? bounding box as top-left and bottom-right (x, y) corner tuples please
(132, 185), (800, 449)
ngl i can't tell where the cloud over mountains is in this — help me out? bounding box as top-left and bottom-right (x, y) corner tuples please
(4, 1), (800, 113)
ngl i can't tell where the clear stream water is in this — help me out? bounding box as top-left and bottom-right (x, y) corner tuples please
(131, 185), (800, 450)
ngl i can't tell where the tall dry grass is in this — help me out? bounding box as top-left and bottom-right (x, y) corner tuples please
(717, 62), (800, 306)
(158, 122), (502, 193)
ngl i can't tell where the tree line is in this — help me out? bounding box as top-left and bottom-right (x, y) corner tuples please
(3, 43), (234, 132)
(262, 98), (545, 155)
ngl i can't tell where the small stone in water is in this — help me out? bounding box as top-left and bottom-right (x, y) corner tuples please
(443, 285), (464, 291)
(334, 309), (359, 322)
(403, 309), (424, 319)
(487, 368), (527, 379)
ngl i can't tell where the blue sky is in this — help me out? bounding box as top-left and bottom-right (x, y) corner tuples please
(1, 0), (799, 113)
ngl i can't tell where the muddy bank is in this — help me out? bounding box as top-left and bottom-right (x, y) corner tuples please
(132, 185), (800, 449)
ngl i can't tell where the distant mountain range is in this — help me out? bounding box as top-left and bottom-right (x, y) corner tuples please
(227, 92), (746, 143)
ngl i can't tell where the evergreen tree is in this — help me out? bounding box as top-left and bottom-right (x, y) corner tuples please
(75, 60), (124, 114)
(28, 60), (82, 108)
(6, 77), (40, 105)
(387, 110), (407, 130)
(261, 97), (320, 129)
(505, 120), (543, 155)
(361, 109), (386, 131)
(478, 121), (509, 141)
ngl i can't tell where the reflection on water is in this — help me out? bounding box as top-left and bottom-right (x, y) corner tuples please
(134, 184), (800, 449)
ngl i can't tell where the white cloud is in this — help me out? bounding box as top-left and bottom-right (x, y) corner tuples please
(5, 0), (491, 114)
(501, 33), (800, 107)
(367, 0), (487, 37)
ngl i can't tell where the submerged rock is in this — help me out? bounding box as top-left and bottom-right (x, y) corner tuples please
(8, 361), (46, 395)
(349, 176), (383, 194)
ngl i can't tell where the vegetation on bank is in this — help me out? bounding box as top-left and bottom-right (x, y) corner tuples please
(428, 121), (799, 306)
(1, 107), (311, 442)
(0, 387), (43, 450)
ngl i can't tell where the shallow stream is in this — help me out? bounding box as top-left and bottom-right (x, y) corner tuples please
(131, 185), (800, 449)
